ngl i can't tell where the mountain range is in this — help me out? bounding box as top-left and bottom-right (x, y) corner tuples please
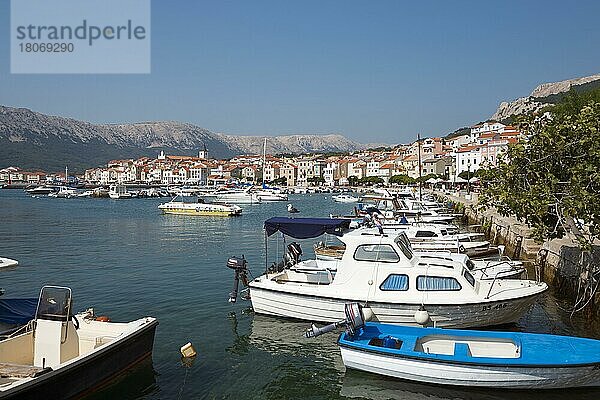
(0, 106), (367, 172)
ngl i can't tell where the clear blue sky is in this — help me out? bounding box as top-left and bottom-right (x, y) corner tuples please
(1, 0), (599, 144)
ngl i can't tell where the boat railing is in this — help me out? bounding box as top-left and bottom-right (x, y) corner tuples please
(484, 270), (511, 299)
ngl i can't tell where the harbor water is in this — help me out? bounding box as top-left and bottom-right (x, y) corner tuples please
(1, 190), (599, 400)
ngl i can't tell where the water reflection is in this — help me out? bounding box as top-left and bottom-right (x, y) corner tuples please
(341, 369), (600, 400)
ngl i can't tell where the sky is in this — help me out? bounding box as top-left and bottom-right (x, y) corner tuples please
(1, 0), (599, 144)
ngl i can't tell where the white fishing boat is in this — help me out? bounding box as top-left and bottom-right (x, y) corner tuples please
(333, 194), (359, 203)
(226, 218), (547, 328)
(0, 258), (19, 269)
(0, 286), (158, 399)
(158, 195), (242, 217)
(108, 185), (133, 199)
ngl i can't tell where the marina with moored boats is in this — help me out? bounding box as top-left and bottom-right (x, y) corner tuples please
(1, 186), (599, 399)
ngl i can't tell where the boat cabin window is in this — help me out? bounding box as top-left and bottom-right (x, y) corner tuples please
(415, 230), (436, 238)
(354, 244), (400, 263)
(463, 269), (475, 286)
(417, 276), (462, 291)
(394, 233), (413, 260)
(380, 274), (409, 291)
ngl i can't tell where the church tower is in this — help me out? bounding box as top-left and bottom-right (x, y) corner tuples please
(198, 144), (209, 159)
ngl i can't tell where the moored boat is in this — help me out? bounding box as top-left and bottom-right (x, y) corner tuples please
(227, 217), (548, 328)
(333, 194), (359, 203)
(108, 184), (133, 199)
(337, 322), (600, 389)
(158, 195), (242, 216)
(0, 286), (158, 399)
(0, 258), (19, 269)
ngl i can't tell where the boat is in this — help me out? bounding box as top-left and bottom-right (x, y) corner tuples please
(158, 195), (242, 216)
(25, 186), (57, 196)
(75, 190), (94, 198)
(315, 222), (500, 259)
(207, 188), (262, 204)
(337, 321), (600, 389)
(0, 286), (158, 399)
(0, 258), (19, 269)
(287, 204), (300, 213)
(333, 194), (359, 203)
(226, 217), (548, 328)
(48, 187), (77, 198)
(108, 185), (133, 199)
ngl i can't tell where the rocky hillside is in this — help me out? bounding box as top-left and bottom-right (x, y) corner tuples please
(491, 73), (600, 121)
(218, 133), (364, 155)
(0, 106), (366, 172)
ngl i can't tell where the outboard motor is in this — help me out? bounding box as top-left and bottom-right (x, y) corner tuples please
(287, 242), (302, 265)
(226, 256), (249, 303)
(304, 303), (368, 338)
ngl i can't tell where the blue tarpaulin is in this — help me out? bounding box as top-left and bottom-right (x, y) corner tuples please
(264, 217), (350, 239)
(0, 298), (37, 325)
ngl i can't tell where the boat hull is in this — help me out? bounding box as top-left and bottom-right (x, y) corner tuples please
(160, 208), (240, 216)
(339, 345), (600, 389)
(1, 319), (158, 400)
(249, 285), (541, 328)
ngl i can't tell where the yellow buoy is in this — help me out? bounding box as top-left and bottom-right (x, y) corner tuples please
(180, 342), (197, 358)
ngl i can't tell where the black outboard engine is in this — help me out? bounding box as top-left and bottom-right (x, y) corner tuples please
(227, 256), (249, 303)
(304, 303), (367, 338)
(287, 242), (302, 264)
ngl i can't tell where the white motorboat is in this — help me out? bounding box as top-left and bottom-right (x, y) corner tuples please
(48, 187), (77, 198)
(254, 188), (288, 202)
(25, 186), (57, 196)
(0, 258), (19, 269)
(317, 222), (497, 259)
(333, 194), (359, 203)
(207, 188), (262, 204)
(75, 190), (94, 198)
(0, 286), (157, 399)
(108, 185), (133, 199)
(158, 195), (242, 217)
(227, 218), (548, 328)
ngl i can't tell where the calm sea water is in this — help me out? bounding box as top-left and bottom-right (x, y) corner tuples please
(1, 189), (599, 400)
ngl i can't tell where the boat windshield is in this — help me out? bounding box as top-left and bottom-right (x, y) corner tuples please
(394, 233), (413, 260)
(172, 195), (208, 204)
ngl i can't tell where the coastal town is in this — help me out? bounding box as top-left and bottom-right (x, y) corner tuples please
(0, 121), (520, 187)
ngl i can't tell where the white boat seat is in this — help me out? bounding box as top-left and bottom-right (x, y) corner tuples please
(0, 362), (52, 378)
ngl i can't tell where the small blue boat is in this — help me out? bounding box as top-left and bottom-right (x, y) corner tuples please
(338, 322), (600, 389)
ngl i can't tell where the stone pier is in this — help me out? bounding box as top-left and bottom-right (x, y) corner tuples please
(434, 190), (600, 319)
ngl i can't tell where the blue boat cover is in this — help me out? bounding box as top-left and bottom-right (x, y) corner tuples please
(264, 217), (350, 239)
(0, 298), (38, 325)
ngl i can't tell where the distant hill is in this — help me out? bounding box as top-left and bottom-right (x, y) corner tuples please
(0, 106), (367, 172)
(491, 73), (600, 122)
